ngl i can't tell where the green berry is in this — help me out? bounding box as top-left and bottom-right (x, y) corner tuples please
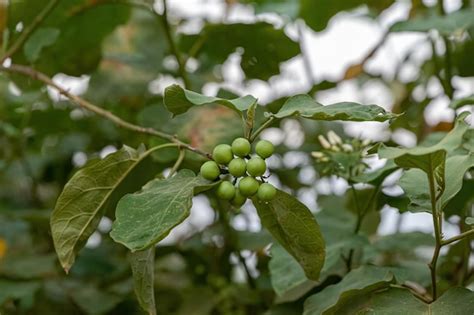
(257, 183), (276, 201)
(246, 157), (266, 177)
(213, 144), (233, 165)
(200, 161), (220, 180)
(255, 140), (274, 159)
(238, 177), (259, 196)
(231, 190), (247, 207)
(217, 181), (236, 200)
(231, 137), (251, 157)
(228, 158), (247, 177)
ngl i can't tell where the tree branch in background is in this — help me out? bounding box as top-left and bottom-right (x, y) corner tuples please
(0, 63), (211, 159)
(160, 0), (191, 89)
(0, 0), (60, 63)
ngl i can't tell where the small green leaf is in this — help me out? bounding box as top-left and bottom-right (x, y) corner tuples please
(51, 144), (174, 272)
(110, 170), (217, 251)
(24, 27), (60, 62)
(252, 189), (325, 280)
(440, 153), (474, 208)
(271, 94), (396, 121)
(391, 10), (474, 35)
(130, 247), (156, 315)
(352, 160), (398, 186)
(303, 265), (394, 315)
(164, 84), (257, 117)
(449, 94), (474, 109)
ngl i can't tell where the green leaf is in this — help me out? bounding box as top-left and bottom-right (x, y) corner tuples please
(399, 153), (474, 213)
(352, 160), (398, 186)
(0, 253), (57, 279)
(0, 280), (40, 305)
(23, 27), (60, 62)
(449, 94), (474, 109)
(130, 247), (156, 315)
(179, 22), (300, 80)
(164, 84), (257, 117)
(391, 10), (474, 35)
(303, 265), (394, 315)
(71, 285), (122, 315)
(51, 144), (174, 272)
(252, 189), (326, 280)
(271, 94), (396, 122)
(110, 170), (217, 251)
(373, 232), (434, 253)
(341, 287), (474, 314)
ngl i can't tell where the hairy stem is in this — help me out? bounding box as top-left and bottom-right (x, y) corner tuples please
(0, 64), (211, 159)
(427, 171), (442, 301)
(1, 0), (60, 63)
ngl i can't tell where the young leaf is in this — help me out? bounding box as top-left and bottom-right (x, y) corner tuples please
(252, 189), (325, 281)
(271, 94), (396, 122)
(391, 10), (474, 35)
(164, 84), (257, 117)
(110, 170), (217, 251)
(51, 145), (174, 272)
(440, 153), (474, 209)
(130, 247), (156, 315)
(303, 266), (394, 315)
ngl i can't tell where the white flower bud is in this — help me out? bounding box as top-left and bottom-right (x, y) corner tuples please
(327, 130), (342, 145)
(311, 151), (325, 159)
(362, 139), (371, 146)
(341, 144), (353, 152)
(331, 145), (340, 152)
(318, 135), (331, 149)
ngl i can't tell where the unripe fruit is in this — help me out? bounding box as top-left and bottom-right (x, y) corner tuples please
(232, 138), (251, 157)
(246, 157), (266, 177)
(213, 144), (233, 165)
(255, 140), (274, 159)
(257, 183), (276, 201)
(228, 158), (247, 177)
(217, 181), (236, 200)
(239, 177), (259, 196)
(200, 161), (220, 180)
(231, 190), (247, 207)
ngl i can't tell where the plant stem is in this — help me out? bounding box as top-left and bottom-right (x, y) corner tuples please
(249, 116), (275, 142)
(427, 171), (442, 301)
(168, 148), (185, 177)
(442, 229), (474, 246)
(160, 0), (191, 89)
(0, 63), (211, 159)
(1, 0), (60, 63)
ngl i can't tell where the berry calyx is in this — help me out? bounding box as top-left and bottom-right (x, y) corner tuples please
(216, 181), (236, 200)
(232, 138), (251, 157)
(255, 140), (274, 159)
(246, 157), (266, 177)
(200, 161), (220, 180)
(239, 177), (259, 196)
(257, 183), (276, 201)
(213, 144), (233, 165)
(228, 158), (247, 177)
(231, 190), (247, 207)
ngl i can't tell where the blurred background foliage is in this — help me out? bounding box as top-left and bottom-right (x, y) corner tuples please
(0, 0), (473, 314)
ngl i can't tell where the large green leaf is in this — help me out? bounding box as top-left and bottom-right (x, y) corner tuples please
(51, 144), (174, 272)
(252, 189), (326, 280)
(23, 27), (60, 63)
(399, 153), (474, 213)
(8, 0), (130, 76)
(271, 94), (396, 122)
(130, 247), (156, 315)
(338, 287), (474, 314)
(303, 265), (394, 315)
(110, 169), (217, 251)
(179, 22), (300, 80)
(391, 10), (474, 35)
(70, 285), (122, 315)
(164, 84), (257, 117)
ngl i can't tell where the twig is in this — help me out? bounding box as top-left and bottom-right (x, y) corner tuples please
(160, 0), (191, 89)
(1, 0), (60, 63)
(168, 148), (186, 177)
(427, 171), (442, 301)
(0, 63), (211, 159)
(442, 229), (474, 246)
(249, 116), (275, 142)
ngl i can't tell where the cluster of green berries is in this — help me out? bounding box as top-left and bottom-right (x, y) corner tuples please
(200, 138), (276, 205)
